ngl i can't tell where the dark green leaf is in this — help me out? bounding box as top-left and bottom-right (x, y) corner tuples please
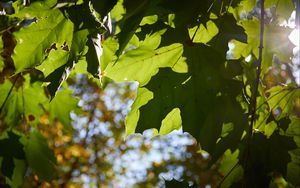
(90, 0), (117, 18)
(165, 179), (197, 188)
(0, 131), (25, 179)
(126, 44), (247, 161)
(248, 131), (298, 187)
(86, 34), (100, 78)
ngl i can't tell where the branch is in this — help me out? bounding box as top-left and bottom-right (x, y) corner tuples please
(297, 0), (300, 28)
(249, 0), (264, 139)
(243, 0), (265, 183)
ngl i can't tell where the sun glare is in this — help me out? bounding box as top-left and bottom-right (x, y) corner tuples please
(289, 28), (300, 47)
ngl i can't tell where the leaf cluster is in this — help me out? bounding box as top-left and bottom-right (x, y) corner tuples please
(0, 0), (299, 187)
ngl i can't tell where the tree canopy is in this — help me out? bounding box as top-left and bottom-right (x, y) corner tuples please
(0, 0), (300, 187)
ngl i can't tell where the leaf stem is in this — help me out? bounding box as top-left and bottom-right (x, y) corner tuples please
(0, 74), (20, 114)
(191, 23), (201, 42)
(218, 161), (239, 187)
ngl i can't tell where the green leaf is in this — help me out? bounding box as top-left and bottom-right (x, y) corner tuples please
(286, 118), (300, 146)
(219, 149), (243, 188)
(130, 68), (187, 135)
(230, 0), (256, 20)
(110, 0), (126, 22)
(249, 131), (297, 186)
(36, 48), (69, 78)
(0, 82), (23, 126)
(230, 40), (252, 59)
(265, 0), (295, 20)
(0, 80), (13, 108)
(267, 86), (300, 119)
(159, 108), (182, 135)
(5, 159), (26, 188)
(22, 83), (48, 124)
(48, 89), (78, 131)
(0, 77), (48, 126)
(0, 131), (25, 179)
(220, 123), (234, 138)
(140, 15), (158, 26)
(159, 0), (206, 29)
(276, 0), (295, 20)
(240, 19), (294, 73)
(286, 117), (300, 185)
(104, 43), (183, 86)
(209, 14), (247, 56)
(86, 35), (100, 78)
(263, 121), (277, 138)
(289, 149), (300, 164)
(45, 29), (89, 97)
(100, 37), (119, 72)
(13, 2), (74, 72)
(287, 162), (300, 185)
(115, 0), (149, 56)
(125, 87), (153, 136)
(24, 130), (56, 181)
(125, 44), (247, 160)
(188, 20), (219, 44)
(0, 60), (4, 74)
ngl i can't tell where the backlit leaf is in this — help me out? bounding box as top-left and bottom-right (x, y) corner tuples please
(267, 86), (300, 119)
(0, 77), (48, 126)
(104, 43), (183, 86)
(48, 89), (78, 131)
(265, 0), (295, 20)
(45, 29), (89, 97)
(24, 130), (56, 181)
(188, 20), (219, 44)
(13, 1), (74, 72)
(241, 19), (294, 73)
(159, 108), (182, 135)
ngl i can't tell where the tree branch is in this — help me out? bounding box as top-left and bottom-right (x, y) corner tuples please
(243, 0), (265, 185)
(249, 0), (264, 140)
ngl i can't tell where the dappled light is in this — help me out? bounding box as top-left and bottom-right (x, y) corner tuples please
(0, 0), (300, 187)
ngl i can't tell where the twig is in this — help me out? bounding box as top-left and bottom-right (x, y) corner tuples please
(207, 0), (217, 13)
(242, 77), (251, 105)
(225, 0), (234, 13)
